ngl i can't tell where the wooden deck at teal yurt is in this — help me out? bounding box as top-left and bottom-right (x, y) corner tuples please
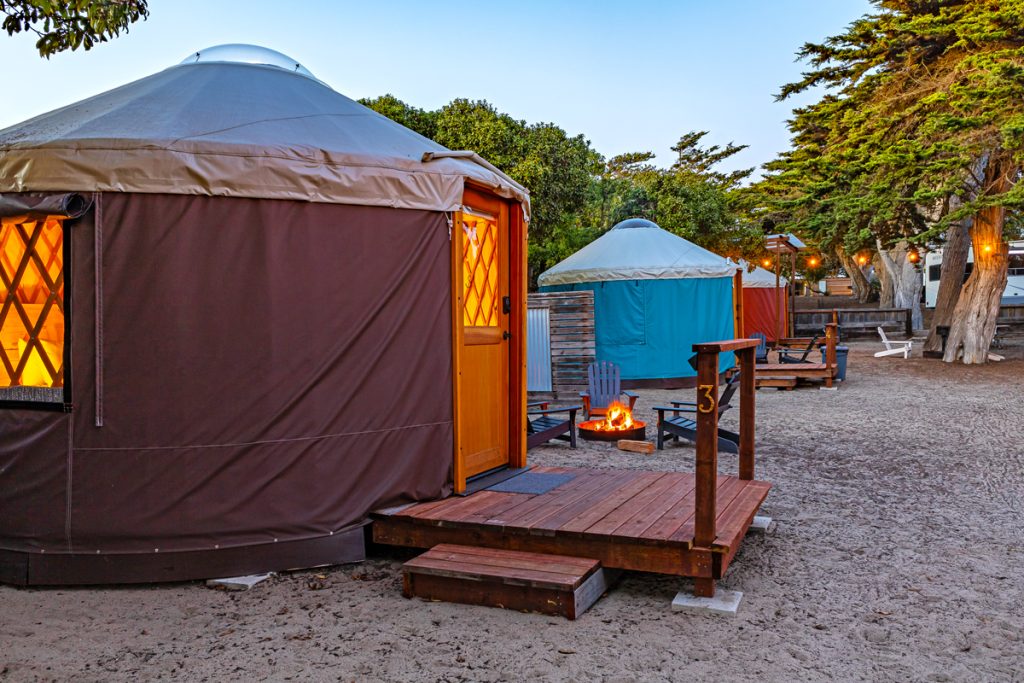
(537, 218), (737, 386)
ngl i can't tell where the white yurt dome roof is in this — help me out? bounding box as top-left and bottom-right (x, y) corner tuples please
(538, 218), (736, 287)
(736, 259), (788, 288)
(0, 44), (528, 213)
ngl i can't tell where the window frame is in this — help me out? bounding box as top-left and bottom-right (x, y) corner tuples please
(0, 215), (73, 413)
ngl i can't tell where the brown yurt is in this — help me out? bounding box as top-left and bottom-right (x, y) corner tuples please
(0, 45), (529, 585)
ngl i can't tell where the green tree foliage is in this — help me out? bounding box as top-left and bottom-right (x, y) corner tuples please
(757, 0), (1024, 359)
(601, 133), (764, 260)
(763, 0), (1024, 240)
(361, 95), (601, 282)
(361, 98), (759, 285)
(1, 0), (148, 57)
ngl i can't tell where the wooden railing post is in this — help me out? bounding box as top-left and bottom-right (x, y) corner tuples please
(694, 348), (720, 551)
(904, 308), (912, 338)
(694, 347), (720, 598)
(733, 268), (744, 338)
(691, 336), (761, 598)
(737, 347), (755, 480)
(824, 323), (838, 388)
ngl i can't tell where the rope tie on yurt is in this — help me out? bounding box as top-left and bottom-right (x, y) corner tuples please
(94, 193), (104, 427)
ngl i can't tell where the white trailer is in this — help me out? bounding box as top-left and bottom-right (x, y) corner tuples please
(924, 240), (1024, 308)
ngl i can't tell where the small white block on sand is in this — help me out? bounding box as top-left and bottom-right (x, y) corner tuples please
(206, 573), (274, 591)
(672, 588), (742, 616)
(748, 515), (774, 534)
(819, 386), (838, 392)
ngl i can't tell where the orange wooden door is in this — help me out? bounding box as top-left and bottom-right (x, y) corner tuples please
(454, 188), (510, 485)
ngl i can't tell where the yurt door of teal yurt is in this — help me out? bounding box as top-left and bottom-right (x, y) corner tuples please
(453, 188), (511, 489)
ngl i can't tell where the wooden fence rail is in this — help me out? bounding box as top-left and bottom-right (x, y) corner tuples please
(794, 307), (913, 339)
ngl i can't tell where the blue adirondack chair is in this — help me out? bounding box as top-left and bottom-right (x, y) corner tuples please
(751, 332), (769, 364)
(580, 361), (638, 419)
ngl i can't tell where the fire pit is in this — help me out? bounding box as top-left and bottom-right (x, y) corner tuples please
(578, 401), (647, 442)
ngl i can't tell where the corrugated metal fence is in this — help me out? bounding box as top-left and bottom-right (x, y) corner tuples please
(527, 307), (552, 391)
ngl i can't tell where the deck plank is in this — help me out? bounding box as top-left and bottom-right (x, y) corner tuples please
(530, 470), (637, 532)
(418, 544), (598, 581)
(416, 490), (511, 521)
(557, 472), (665, 534)
(483, 470), (596, 528)
(713, 481), (772, 549)
(586, 473), (684, 537)
(406, 556), (584, 590)
(610, 474), (697, 540)
(669, 475), (748, 543)
(510, 470), (630, 529)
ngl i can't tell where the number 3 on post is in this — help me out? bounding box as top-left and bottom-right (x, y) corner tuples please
(697, 385), (717, 414)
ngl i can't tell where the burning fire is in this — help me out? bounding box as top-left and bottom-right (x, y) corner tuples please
(591, 401), (636, 432)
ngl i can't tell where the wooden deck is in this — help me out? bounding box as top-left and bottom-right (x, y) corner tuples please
(372, 466), (770, 582)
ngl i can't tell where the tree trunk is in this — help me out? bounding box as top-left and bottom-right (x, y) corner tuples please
(877, 239), (924, 331)
(943, 158), (1011, 364)
(836, 246), (872, 303)
(873, 251), (894, 307)
(924, 218), (970, 354)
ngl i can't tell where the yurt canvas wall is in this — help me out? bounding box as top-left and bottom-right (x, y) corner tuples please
(538, 219), (735, 384)
(741, 262), (788, 342)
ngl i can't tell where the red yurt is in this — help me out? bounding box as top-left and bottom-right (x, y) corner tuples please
(741, 262), (788, 342)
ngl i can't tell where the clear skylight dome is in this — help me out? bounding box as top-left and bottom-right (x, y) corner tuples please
(180, 44), (318, 81)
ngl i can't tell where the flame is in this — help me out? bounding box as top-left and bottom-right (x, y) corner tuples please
(592, 401), (635, 431)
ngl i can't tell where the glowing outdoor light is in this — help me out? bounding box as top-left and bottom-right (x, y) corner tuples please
(808, 257), (819, 267)
(762, 258), (772, 268)
(983, 243), (994, 254)
(908, 250), (920, 263)
(857, 255), (868, 265)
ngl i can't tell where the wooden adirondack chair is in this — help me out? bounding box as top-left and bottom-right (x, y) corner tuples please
(751, 332), (769, 364)
(579, 361), (638, 419)
(776, 332), (822, 364)
(874, 327), (912, 359)
(526, 401), (582, 449)
(654, 371), (741, 453)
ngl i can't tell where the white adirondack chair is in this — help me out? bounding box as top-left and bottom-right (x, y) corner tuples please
(874, 327), (912, 358)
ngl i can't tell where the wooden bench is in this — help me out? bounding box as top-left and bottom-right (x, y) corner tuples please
(403, 544), (613, 620)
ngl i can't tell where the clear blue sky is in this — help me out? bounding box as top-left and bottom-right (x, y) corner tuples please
(0, 0), (872, 176)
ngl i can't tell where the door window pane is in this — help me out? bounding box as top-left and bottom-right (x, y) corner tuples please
(462, 212), (499, 327)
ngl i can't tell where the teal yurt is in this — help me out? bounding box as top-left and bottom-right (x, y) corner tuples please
(537, 218), (736, 385)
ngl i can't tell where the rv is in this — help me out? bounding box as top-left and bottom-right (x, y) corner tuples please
(924, 240), (1024, 307)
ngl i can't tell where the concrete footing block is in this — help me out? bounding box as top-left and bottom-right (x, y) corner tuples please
(206, 573), (274, 591)
(748, 515), (774, 535)
(819, 386), (838, 392)
(672, 588), (742, 616)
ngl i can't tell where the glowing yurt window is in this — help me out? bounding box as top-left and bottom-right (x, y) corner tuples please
(0, 216), (65, 399)
(462, 212), (499, 327)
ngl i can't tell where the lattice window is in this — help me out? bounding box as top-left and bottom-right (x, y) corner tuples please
(462, 212), (499, 327)
(0, 216), (65, 399)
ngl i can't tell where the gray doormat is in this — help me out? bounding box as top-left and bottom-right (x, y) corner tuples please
(456, 467), (529, 497)
(487, 471), (576, 495)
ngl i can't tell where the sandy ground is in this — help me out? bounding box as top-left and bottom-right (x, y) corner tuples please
(3, 340), (1024, 682)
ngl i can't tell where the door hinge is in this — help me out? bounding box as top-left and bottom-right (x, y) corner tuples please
(502, 296), (511, 314)
(503, 331), (512, 340)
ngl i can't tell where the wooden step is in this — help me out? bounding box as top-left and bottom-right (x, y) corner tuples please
(402, 544), (614, 620)
(755, 376), (797, 390)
